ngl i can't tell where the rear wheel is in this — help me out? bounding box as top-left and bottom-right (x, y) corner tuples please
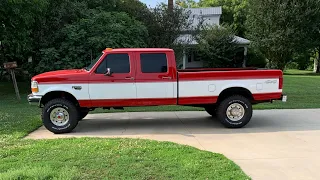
(217, 95), (252, 128)
(42, 98), (79, 134)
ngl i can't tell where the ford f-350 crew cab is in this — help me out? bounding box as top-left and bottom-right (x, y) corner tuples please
(28, 48), (286, 134)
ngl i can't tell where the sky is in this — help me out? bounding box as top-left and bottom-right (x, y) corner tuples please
(139, 0), (199, 8)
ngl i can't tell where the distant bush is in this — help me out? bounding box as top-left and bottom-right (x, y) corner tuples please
(246, 48), (267, 68)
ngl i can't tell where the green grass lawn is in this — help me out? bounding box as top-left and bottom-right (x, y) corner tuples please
(0, 83), (249, 179)
(1, 72), (319, 179)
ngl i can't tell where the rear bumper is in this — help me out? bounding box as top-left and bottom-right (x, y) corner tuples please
(276, 94), (287, 102)
(27, 94), (42, 106)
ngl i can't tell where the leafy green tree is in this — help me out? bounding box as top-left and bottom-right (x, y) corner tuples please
(145, 3), (192, 48)
(36, 11), (148, 73)
(195, 25), (239, 68)
(176, 0), (199, 8)
(1, 0), (192, 75)
(246, 0), (320, 70)
(0, 0), (48, 66)
(246, 48), (266, 68)
(197, 0), (248, 37)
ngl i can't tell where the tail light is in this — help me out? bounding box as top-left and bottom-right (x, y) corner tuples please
(279, 76), (283, 89)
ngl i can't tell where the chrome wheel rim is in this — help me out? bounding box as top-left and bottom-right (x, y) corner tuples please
(226, 103), (245, 121)
(50, 107), (70, 126)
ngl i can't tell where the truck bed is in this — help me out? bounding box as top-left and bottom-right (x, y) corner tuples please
(177, 69), (283, 105)
(178, 67), (259, 72)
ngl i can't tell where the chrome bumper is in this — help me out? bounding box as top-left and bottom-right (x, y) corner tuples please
(282, 94), (287, 102)
(28, 94), (42, 106)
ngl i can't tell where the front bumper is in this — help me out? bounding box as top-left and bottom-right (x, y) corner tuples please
(28, 94), (42, 106)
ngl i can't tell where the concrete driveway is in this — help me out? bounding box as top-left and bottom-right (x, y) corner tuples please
(26, 109), (320, 180)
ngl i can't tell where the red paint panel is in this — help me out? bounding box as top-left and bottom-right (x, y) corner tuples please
(178, 70), (283, 81)
(178, 67), (258, 72)
(178, 96), (219, 105)
(79, 98), (177, 107)
(33, 69), (90, 84)
(253, 93), (282, 101)
(110, 48), (174, 52)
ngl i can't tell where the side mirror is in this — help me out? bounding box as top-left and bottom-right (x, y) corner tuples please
(105, 68), (113, 76)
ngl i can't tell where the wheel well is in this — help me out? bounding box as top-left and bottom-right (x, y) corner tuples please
(41, 91), (79, 107)
(217, 87), (253, 103)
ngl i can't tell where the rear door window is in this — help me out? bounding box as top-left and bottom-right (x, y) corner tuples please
(140, 53), (168, 73)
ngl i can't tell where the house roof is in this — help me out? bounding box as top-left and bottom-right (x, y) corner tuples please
(185, 7), (222, 15)
(174, 34), (250, 46)
(234, 36), (251, 45)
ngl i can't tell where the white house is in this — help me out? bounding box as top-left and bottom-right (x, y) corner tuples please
(175, 7), (250, 69)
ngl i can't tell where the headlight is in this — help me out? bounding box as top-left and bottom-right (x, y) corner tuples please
(31, 81), (39, 93)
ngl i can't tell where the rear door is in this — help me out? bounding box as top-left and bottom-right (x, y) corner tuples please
(135, 52), (176, 105)
(88, 52), (136, 107)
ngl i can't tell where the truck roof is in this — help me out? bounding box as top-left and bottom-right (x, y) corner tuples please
(104, 48), (174, 52)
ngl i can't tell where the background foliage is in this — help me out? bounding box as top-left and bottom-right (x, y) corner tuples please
(0, 0), (190, 78)
(246, 0), (320, 70)
(195, 25), (240, 68)
(2, 0), (320, 79)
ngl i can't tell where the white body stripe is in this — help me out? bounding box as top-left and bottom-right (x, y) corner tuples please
(34, 84), (90, 100)
(136, 82), (176, 99)
(35, 78), (281, 100)
(89, 83), (136, 100)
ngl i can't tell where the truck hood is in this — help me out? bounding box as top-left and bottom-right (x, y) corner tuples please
(32, 69), (89, 84)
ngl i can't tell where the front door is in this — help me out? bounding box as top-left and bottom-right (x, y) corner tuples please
(89, 52), (136, 107)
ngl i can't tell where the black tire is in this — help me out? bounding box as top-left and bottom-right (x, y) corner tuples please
(205, 105), (217, 117)
(42, 98), (79, 134)
(217, 95), (252, 128)
(78, 108), (89, 121)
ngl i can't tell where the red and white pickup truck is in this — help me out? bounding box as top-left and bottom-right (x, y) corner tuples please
(28, 48), (286, 134)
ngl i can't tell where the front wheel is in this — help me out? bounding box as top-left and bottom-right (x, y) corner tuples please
(217, 95), (252, 128)
(42, 98), (79, 134)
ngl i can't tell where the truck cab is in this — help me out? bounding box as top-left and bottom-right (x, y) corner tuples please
(28, 48), (286, 134)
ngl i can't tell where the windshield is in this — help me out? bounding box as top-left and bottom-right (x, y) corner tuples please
(84, 53), (103, 71)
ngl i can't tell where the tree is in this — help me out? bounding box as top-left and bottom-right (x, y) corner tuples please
(246, 0), (320, 70)
(198, 0), (248, 37)
(0, 0), (48, 67)
(168, 0), (174, 11)
(176, 0), (198, 8)
(144, 3), (192, 48)
(36, 11), (148, 73)
(195, 25), (239, 68)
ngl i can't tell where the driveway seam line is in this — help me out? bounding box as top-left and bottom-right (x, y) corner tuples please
(174, 111), (206, 151)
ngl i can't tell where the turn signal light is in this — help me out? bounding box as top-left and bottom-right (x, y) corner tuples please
(31, 81), (39, 93)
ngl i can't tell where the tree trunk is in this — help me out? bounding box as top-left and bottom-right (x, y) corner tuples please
(168, 0), (173, 12)
(315, 48), (320, 73)
(314, 58), (318, 73)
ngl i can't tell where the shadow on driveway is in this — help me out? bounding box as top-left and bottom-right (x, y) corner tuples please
(72, 109), (320, 135)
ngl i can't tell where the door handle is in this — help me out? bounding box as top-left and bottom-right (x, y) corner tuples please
(125, 77), (135, 80)
(162, 76), (172, 80)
